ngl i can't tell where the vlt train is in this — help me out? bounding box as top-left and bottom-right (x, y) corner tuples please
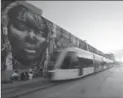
(47, 47), (114, 81)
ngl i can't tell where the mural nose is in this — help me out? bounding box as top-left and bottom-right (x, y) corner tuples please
(26, 30), (38, 43)
(29, 30), (35, 39)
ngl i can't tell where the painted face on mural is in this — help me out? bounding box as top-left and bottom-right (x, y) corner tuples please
(7, 5), (48, 63)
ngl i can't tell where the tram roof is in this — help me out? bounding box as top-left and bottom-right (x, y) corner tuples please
(55, 47), (114, 62)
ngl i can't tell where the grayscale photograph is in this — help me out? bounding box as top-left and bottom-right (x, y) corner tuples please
(1, 1), (123, 98)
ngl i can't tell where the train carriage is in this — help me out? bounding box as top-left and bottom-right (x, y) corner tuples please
(48, 47), (114, 81)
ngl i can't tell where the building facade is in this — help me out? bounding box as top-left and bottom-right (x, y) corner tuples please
(1, 1), (114, 82)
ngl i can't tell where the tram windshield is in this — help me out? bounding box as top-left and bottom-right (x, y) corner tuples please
(61, 51), (78, 69)
(48, 51), (60, 70)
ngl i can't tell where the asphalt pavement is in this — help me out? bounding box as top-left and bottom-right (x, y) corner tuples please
(17, 64), (123, 98)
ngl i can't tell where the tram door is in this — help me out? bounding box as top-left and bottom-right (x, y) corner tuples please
(78, 62), (82, 76)
(78, 57), (94, 76)
(69, 52), (83, 76)
(78, 57), (87, 76)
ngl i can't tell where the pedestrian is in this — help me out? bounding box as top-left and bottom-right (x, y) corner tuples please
(11, 70), (19, 81)
(25, 72), (29, 80)
(28, 72), (33, 80)
(20, 72), (25, 81)
(40, 68), (43, 76)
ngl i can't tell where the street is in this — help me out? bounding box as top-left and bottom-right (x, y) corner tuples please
(1, 1), (123, 98)
(15, 64), (123, 98)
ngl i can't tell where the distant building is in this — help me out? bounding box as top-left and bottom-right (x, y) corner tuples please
(105, 53), (115, 61)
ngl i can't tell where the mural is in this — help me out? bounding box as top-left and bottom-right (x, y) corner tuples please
(1, 1), (49, 79)
(1, 0), (89, 72)
(1, 1), (108, 81)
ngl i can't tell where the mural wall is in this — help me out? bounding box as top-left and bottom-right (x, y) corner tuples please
(45, 18), (104, 57)
(1, 1), (110, 82)
(45, 19), (87, 52)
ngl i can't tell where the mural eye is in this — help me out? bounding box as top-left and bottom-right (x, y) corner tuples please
(35, 30), (45, 37)
(18, 23), (28, 31)
(13, 22), (28, 31)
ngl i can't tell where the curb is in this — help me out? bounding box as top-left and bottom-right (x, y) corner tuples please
(2, 77), (46, 90)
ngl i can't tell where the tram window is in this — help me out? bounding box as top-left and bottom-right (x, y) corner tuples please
(69, 52), (79, 69)
(78, 57), (93, 68)
(61, 56), (71, 69)
(61, 51), (78, 69)
(68, 59), (78, 69)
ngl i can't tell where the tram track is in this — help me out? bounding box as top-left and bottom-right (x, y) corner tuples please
(2, 80), (45, 91)
(2, 80), (63, 98)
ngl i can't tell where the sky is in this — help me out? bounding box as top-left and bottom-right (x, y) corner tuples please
(27, 1), (123, 55)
